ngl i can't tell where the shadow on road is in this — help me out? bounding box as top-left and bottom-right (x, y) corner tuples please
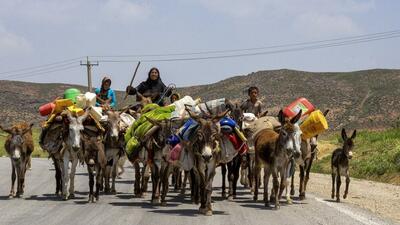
(24, 194), (61, 201)
(148, 209), (228, 217)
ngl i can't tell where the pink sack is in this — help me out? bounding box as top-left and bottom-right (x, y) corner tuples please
(170, 144), (183, 161)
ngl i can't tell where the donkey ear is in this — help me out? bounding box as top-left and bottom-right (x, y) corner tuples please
(260, 110), (268, 117)
(290, 109), (302, 124)
(212, 109), (230, 123)
(341, 128), (347, 140)
(0, 125), (13, 134)
(145, 116), (161, 127)
(278, 110), (285, 124)
(351, 130), (357, 139)
(185, 105), (201, 121)
(22, 123), (34, 134)
(323, 109), (330, 117)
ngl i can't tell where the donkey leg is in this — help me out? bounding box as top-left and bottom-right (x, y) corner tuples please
(151, 163), (161, 204)
(87, 166), (95, 203)
(161, 164), (171, 206)
(111, 156), (118, 194)
(95, 166), (102, 201)
(253, 165), (261, 201)
(221, 164), (227, 198)
(263, 167), (271, 207)
(133, 162), (141, 196)
(228, 164), (234, 201)
(62, 152), (70, 200)
(331, 169), (336, 199)
(299, 165), (306, 200)
(272, 171), (280, 210)
(205, 169), (216, 216)
(344, 171), (350, 199)
(232, 158), (241, 199)
(336, 172), (341, 202)
(68, 158), (78, 199)
(290, 169), (295, 196)
(9, 162), (16, 198)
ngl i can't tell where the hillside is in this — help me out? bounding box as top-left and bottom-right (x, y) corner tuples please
(0, 68), (399, 130)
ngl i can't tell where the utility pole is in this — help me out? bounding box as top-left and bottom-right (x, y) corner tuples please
(80, 56), (98, 92)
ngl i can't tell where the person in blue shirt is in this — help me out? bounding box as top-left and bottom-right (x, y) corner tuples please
(95, 76), (116, 109)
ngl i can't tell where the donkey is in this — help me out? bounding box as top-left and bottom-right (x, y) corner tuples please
(60, 110), (89, 200)
(82, 135), (107, 203)
(331, 128), (356, 202)
(290, 109), (330, 200)
(185, 109), (228, 216)
(39, 121), (65, 196)
(253, 110), (302, 209)
(103, 110), (124, 194)
(220, 102), (245, 200)
(1, 123), (34, 198)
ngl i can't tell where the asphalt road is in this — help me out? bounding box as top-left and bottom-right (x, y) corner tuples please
(0, 158), (397, 225)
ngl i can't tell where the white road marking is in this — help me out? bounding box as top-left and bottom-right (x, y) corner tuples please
(314, 197), (387, 225)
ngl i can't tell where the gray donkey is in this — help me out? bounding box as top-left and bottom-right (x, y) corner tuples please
(331, 128), (356, 202)
(1, 122), (34, 198)
(61, 110), (89, 200)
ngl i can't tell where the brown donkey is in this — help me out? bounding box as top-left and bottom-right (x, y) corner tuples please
(1, 122), (34, 198)
(253, 110), (302, 209)
(331, 128), (356, 202)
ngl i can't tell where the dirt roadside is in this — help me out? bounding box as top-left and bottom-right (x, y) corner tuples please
(295, 172), (400, 223)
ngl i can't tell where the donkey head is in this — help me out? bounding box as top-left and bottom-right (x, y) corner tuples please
(65, 110), (89, 152)
(145, 117), (174, 149)
(186, 108), (228, 162)
(106, 110), (121, 142)
(82, 135), (105, 167)
(341, 128), (356, 159)
(278, 110), (303, 160)
(1, 123), (33, 160)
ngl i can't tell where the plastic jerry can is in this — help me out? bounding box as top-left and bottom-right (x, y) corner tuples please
(300, 110), (328, 139)
(64, 88), (81, 103)
(283, 97), (315, 119)
(89, 106), (103, 121)
(53, 99), (74, 114)
(75, 94), (86, 109)
(39, 102), (55, 116)
(67, 105), (85, 117)
(85, 92), (97, 107)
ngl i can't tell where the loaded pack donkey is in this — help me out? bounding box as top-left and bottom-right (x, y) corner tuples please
(219, 102), (246, 200)
(184, 109), (229, 216)
(102, 110), (125, 194)
(331, 128), (356, 202)
(290, 109), (330, 200)
(1, 122), (34, 198)
(60, 110), (90, 200)
(253, 110), (302, 209)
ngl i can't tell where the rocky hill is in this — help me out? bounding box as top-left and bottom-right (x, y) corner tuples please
(1, 69), (399, 130)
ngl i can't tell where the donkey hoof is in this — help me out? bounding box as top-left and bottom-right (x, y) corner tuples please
(331, 193), (335, 199)
(222, 192), (226, 198)
(253, 196), (258, 201)
(151, 199), (161, 204)
(299, 194), (306, 200)
(228, 195), (234, 201)
(8, 194), (14, 199)
(180, 190), (186, 195)
(69, 193), (75, 199)
(336, 198), (341, 203)
(161, 201), (167, 206)
(343, 194), (347, 199)
(111, 189), (117, 195)
(205, 210), (213, 216)
(62, 195), (68, 201)
(290, 189), (295, 196)
(199, 207), (207, 215)
(264, 202), (270, 207)
(286, 198), (293, 205)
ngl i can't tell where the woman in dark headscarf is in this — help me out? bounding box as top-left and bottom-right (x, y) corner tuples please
(126, 67), (172, 106)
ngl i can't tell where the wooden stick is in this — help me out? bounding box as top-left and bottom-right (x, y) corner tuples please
(123, 61), (141, 100)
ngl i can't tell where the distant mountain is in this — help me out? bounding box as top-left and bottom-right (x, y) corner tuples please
(1, 69), (399, 130)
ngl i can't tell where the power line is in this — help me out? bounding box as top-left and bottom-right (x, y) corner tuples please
(1, 64), (81, 80)
(91, 29), (400, 58)
(95, 32), (400, 63)
(0, 56), (84, 75)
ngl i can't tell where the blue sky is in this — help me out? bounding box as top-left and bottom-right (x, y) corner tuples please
(0, 0), (399, 90)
